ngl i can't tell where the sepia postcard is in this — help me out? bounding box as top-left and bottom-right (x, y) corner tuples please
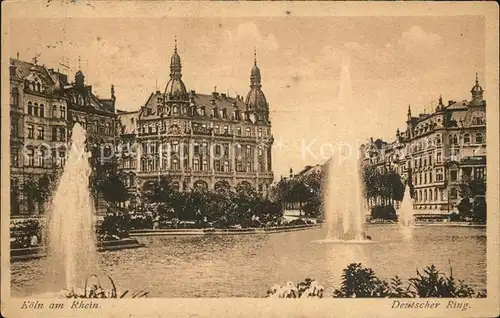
(1, 1), (499, 317)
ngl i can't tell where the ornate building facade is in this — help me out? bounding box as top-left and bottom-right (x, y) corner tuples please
(9, 57), (118, 215)
(362, 75), (486, 218)
(117, 43), (274, 200)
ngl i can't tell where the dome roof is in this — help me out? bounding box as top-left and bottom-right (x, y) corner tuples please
(170, 50), (181, 71)
(471, 73), (483, 93)
(245, 87), (267, 110)
(165, 78), (187, 98)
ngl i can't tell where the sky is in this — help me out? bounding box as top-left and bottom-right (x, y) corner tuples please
(9, 16), (485, 179)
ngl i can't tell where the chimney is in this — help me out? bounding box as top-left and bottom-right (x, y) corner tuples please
(221, 93), (227, 99)
(212, 92), (219, 99)
(448, 100), (454, 106)
(190, 90), (196, 96)
(156, 90), (160, 94)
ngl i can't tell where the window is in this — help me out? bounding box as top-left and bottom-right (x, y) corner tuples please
(419, 173), (422, 184)
(52, 105), (57, 118)
(214, 160), (221, 172)
(27, 148), (35, 166)
(246, 161), (252, 172)
(28, 102), (33, 115)
(424, 173), (427, 184)
(424, 190), (427, 201)
(450, 188), (458, 199)
(202, 160), (208, 171)
(60, 106), (66, 119)
(11, 152), (19, 167)
(424, 158), (427, 167)
(258, 129), (262, 137)
(173, 106), (178, 115)
(27, 124), (34, 139)
(428, 155), (432, 166)
(11, 88), (19, 106)
(172, 159), (179, 170)
(237, 127), (242, 136)
(449, 134), (458, 145)
(246, 145), (251, 157)
(38, 148), (46, 167)
(11, 120), (18, 138)
(201, 142), (208, 155)
(193, 159), (200, 171)
(475, 133), (483, 144)
(194, 144), (200, 155)
(236, 161), (243, 172)
(429, 189), (433, 201)
(429, 172), (433, 183)
(223, 144), (229, 156)
(463, 133), (471, 145)
(450, 170), (458, 182)
(245, 127), (251, 136)
(474, 168), (485, 180)
(34, 103), (39, 117)
(172, 141), (179, 153)
(59, 127), (66, 141)
(224, 125), (229, 135)
(434, 188), (438, 201)
(215, 144), (221, 156)
(37, 126), (44, 140)
(213, 125), (219, 134)
(40, 104), (45, 117)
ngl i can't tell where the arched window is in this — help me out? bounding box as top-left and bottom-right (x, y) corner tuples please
(39, 104), (45, 117)
(59, 105), (66, 119)
(434, 188), (438, 202)
(33, 103), (39, 117)
(418, 190), (422, 202)
(429, 189), (433, 201)
(475, 133), (483, 144)
(463, 133), (471, 145)
(424, 190), (427, 202)
(173, 105), (178, 115)
(27, 101), (33, 115)
(52, 105), (57, 118)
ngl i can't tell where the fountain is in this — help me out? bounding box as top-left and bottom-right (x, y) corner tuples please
(314, 53), (373, 244)
(46, 123), (97, 290)
(398, 184), (415, 239)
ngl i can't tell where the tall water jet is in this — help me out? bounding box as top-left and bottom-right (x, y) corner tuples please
(321, 53), (368, 242)
(398, 184), (415, 240)
(46, 123), (97, 290)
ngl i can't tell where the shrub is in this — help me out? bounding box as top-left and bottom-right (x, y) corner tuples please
(267, 263), (486, 299)
(371, 205), (397, 221)
(267, 278), (324, 298)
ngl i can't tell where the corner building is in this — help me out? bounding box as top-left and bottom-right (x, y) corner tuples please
(363, 75), (486, 218)
(125, 44), (274, 196)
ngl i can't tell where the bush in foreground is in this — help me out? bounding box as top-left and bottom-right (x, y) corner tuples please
(267, 263), (486, 298)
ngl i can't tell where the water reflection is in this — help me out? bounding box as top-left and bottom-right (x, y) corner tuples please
(11, 226), (486, 297)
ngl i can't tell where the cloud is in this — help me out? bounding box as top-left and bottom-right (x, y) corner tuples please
(223, 23), (279, 51)
(398, 25), (442, 50)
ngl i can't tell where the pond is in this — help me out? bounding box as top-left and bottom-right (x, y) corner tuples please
(11, 225), (486, 297)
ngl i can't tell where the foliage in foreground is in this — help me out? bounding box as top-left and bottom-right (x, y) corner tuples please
(267, 263), (486, 298)
(64, 275), (148, 299)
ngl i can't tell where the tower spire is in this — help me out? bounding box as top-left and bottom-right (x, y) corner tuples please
(174, 35), (177, 53)
(254, 47), (257, 66)
(475, 72), (479, 85)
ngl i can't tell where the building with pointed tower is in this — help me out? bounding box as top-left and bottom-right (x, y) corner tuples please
(118, 41), (274, 203)
(362, 75), (486, 220)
